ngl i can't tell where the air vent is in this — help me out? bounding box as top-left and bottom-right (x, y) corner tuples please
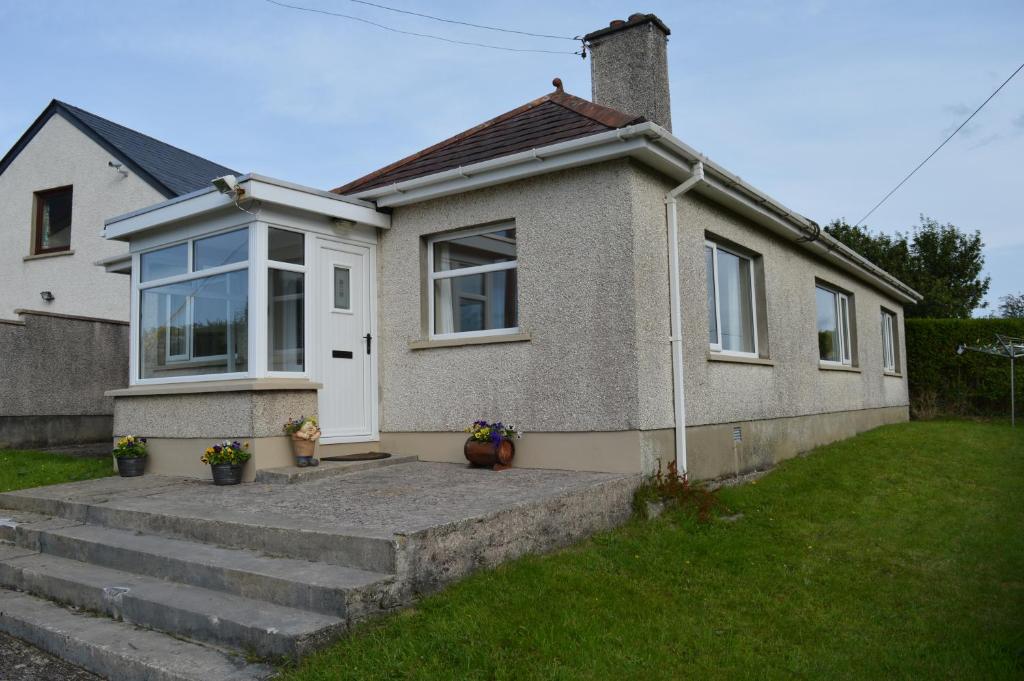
(732, 426), (743, 443)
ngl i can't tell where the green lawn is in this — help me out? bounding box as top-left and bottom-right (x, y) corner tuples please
(0, 449), (113, 493)
(281, 420), (1024, 681)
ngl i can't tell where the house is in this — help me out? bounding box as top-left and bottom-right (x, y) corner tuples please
(0, 100), (236, 447)
(103, 13), (920, 481)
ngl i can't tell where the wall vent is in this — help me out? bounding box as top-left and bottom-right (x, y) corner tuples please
(732, 426), (743, 443)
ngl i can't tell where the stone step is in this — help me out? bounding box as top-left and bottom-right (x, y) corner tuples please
(254, 453), (418, 484)
(3, 515), (399, 619)
(0, 588), (274, 681)
(0, 545), (343, 659)
(0, 493), (398, 573)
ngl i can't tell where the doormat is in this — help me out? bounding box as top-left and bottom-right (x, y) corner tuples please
(319, 452), (393, 462)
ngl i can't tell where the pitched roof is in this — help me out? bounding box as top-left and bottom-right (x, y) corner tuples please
(0, 100), (238, 198)
(333, 83), (643, 196)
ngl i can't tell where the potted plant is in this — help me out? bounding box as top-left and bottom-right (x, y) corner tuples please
(112, 435), (147, 477)
(200, 440), (251, 486)
(283, 416), (321, 467)
(463, 420), (520, 471)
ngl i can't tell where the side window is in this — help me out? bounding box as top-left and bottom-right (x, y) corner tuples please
(33, 185), (73, 254)
(705, 239), (761, 357)
(881, 309), (898, 372)
(428, 225), (518, 339)
(816, 283), (854, 365)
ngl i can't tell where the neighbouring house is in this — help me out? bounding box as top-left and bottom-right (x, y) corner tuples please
(0, 100), (236, 447)
(103, 13), (920, 481)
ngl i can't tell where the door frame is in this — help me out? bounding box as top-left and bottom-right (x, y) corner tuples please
(314, 234), (379, 444)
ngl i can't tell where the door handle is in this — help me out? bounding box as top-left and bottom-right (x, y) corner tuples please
(364, 333), (372, 355)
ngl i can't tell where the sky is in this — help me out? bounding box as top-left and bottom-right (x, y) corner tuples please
(1, 1), (1021, 312)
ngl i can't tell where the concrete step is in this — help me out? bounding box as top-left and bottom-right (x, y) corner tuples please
(0, 545), (344, 659)
(3, 516), (399, 619)
(254, 453), (418, 484)
(0, 588), (274, 681)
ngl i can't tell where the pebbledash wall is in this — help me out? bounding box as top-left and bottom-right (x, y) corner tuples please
(0, 114), (160, 447)
(375, 158), (909, 479)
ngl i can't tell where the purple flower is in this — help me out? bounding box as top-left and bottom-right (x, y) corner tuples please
(213, 445), (222, 453)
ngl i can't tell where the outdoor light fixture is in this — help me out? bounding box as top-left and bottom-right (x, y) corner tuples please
(40, 291), (54, 302)
(212, 174), (242, 196)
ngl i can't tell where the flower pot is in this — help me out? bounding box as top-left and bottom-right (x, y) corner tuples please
(210, 463), (244, 486)
(464, 437), (515, 471)
(290, 435), (317, 458)
(115, 456), (146, 477)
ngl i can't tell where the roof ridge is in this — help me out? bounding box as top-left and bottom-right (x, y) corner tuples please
(545, 90), (644, 128)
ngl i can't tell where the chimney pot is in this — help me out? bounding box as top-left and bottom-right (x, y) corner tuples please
(584, 13), (672, 131)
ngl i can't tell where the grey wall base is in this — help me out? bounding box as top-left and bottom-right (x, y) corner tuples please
(0, 415), (114, 449)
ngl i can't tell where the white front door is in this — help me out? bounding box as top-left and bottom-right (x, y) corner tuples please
(317, 239), (376, 441)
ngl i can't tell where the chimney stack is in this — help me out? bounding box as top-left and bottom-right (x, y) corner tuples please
(584, 13), (672, 131)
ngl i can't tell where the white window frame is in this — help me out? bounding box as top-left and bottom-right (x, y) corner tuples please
(133, 225), (253, 385)
(266, 225), (309, 377)
(705, 239), (759, 358)
(881, 309), (897, 373)
(426, 223), (518, 341)
(817, 284), (853, 366)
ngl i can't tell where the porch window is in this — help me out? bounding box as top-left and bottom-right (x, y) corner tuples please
(33, 185), (73, 254)
(816, 284), (853, 365)
(427, 225), (518, 339)
(705, 240), (757, 355)
(881, 309), (897, 372)
(267, 227), (305, 372)
(138, 228), (249, 379)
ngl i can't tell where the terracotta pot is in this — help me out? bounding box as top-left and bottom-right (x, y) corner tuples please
(210, 463), (244, 486)
(291, 435), (316, 458)
(115, 456), (146, 477)
(464, 437), (515, 471)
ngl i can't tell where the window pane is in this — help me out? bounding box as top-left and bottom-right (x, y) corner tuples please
(139, 269), (248, 379)
(269, 227), (304, 265)
(717, 249), (755, 353)
(268, 269), (304, 372)
(37, 188), (72, 251)
(334, 267), (351, 310)
(839, 295), (851, 362)
(140, 243), (188, 282)
(705, 245), (718, 345)
(434, 269), (517, 334)
(816, 287), (840, 362)
(194, 228), (248, 271)
(433, 228), (516, 272)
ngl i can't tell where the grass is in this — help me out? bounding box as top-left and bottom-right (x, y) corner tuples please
(0, 449), (113, 493)
(280, 420), (1024, 681)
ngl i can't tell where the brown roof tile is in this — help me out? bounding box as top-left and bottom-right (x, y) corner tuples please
(333, 84), (643, 196)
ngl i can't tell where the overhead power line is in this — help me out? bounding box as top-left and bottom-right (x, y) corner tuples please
(347, 0), (578, 41)
(264, 0), (581, 55)
(855, 60), (1024, 227)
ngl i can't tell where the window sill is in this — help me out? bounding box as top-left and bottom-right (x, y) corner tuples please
(24, 249), (73, 261)
(409, 332), (531, 350)
(707, 352), (774, 366)
(106, 377), (322, 397)
(883, 370), (903, 378)
(818, 363), (861, 373)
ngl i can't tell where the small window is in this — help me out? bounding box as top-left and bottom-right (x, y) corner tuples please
(428, 226), (518, 338)
(140, 243), (188, 282)
(333, 267), (351, 311)
(816, 284), (853, 365)
(268, 227), (304, 265)
(33, 186), (73, 254)
(881, 309), (897, 372)
(705, 240), (757, 356)
(194, 228), (248, 271)
(268, 269), (304, 372)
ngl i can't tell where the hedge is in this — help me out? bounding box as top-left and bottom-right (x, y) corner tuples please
(905, 317), (1024, 418)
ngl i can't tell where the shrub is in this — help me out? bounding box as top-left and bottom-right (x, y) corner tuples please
(633, 462), (725, 522)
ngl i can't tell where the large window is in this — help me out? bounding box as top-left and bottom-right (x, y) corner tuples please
(881, 309), (897, 372)
(267, 227), (305, 372)
(33, 185), (73, 254)
(816, 284), (853, 365)
(138, 228), (249, 379)
(705, 240), (757, 355)
(428, 225), (517, 339)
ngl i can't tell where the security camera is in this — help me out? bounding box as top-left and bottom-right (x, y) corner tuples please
(212, 175), (240, 195)
(108, 160), (128, 177)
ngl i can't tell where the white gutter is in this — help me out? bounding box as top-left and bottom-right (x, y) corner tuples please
(665, 162), (705, 477)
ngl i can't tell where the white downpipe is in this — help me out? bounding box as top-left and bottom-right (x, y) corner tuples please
(665, 161), (705, 477)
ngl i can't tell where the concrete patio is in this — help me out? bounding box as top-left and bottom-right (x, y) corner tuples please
(0, 457), (639, 681)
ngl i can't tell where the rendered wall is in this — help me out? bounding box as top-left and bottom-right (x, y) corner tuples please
(0, 113), (163, 320)
(0, 312), (128, 447)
